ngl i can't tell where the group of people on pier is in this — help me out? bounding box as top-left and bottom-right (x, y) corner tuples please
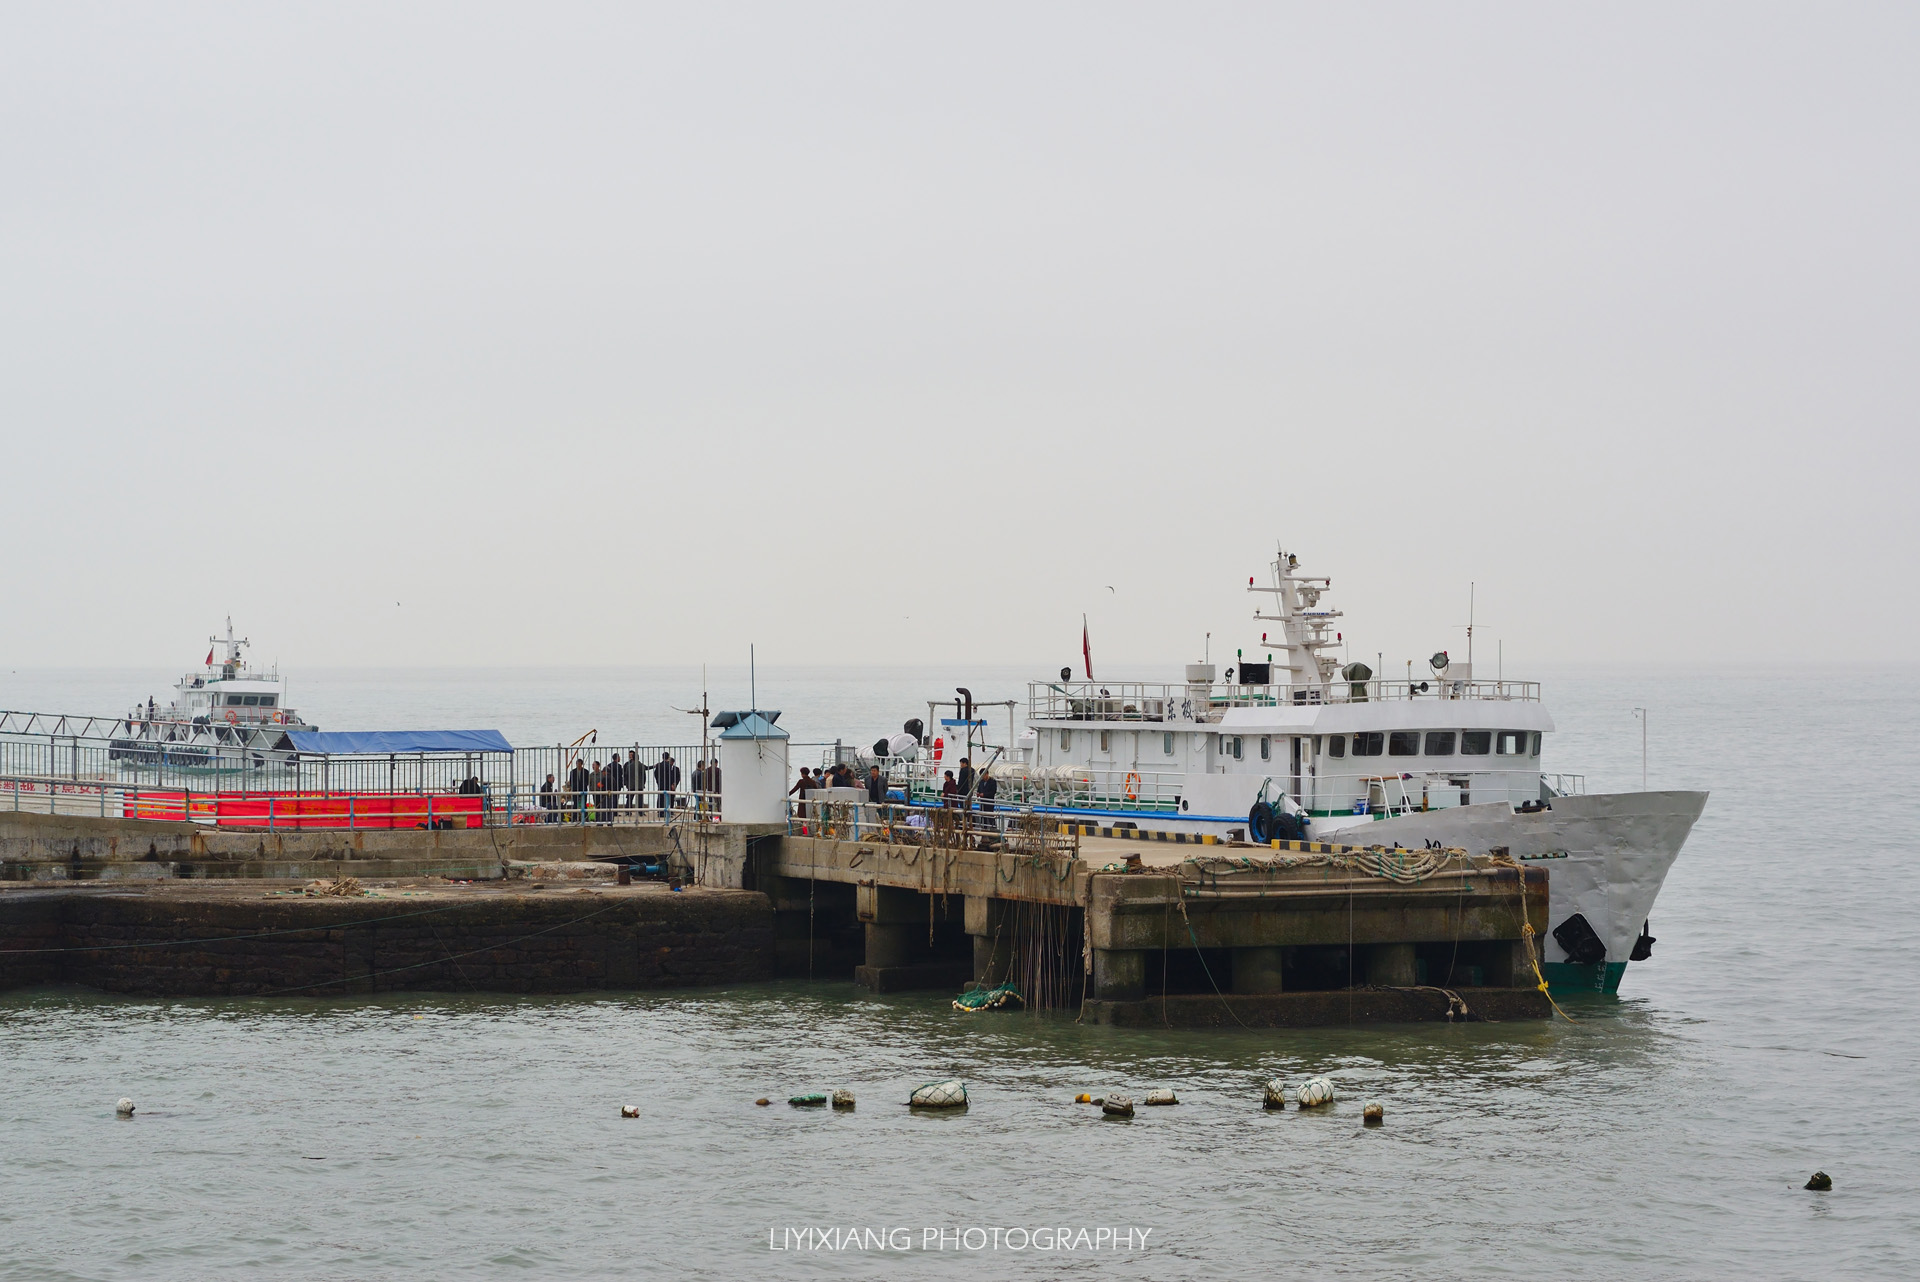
(535, 751), (720, 823)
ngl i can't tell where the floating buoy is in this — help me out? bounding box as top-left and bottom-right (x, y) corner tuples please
(908, 1080), (968, 1108)
(1102, 1095), (1135, 1118)
(789, 1093), (828, 1107)
(1144, 1089), (1178, 1106)
(115, 1098), (135, 1117)
(1363, 1102), (1384, 1127)
(620, 1104), (640, 1118)
(1262, 1078), (1287, 1110)
(1806, 1171), (1832, 1191)
(1297, 1076), (1336, 1108)
(832, 1090), (855, 1110)
(755, 1098), (771, 1107)
(1074, 1093), (1093, 1104)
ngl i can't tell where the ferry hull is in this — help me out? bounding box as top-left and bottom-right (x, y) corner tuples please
(1019, 788), (1706, 994)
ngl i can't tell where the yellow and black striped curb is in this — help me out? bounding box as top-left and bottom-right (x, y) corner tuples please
(1264, 838), (1356, 854)
(1057, 824), (1218, 845)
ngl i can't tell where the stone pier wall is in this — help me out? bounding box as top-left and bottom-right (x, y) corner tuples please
(0, 886), (774, 997)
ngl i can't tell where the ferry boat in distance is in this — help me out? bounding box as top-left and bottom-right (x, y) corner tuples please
(107, 620), (314, 769)
(878, 545), (1708, 994)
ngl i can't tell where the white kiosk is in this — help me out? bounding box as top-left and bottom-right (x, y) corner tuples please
(716, 711), (789, 824)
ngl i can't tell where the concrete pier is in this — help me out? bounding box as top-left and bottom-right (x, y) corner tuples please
(2, 810), (1554, 1023)
(758, 827), (1553, 1026)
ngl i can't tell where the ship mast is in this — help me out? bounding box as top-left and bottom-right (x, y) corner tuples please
(1247, 546), (1343, 697)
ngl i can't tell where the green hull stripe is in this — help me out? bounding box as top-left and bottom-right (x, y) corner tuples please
(1539, 961), (1627, 995)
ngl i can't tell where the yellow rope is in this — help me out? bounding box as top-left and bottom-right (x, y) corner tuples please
(1498, 857), (1577, 1023)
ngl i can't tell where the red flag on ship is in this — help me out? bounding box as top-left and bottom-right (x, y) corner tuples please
(205, 647), (214, 666)
(1082, 615), (1093, 680)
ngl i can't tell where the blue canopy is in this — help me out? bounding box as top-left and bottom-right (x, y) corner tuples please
(285, 730), (513, 755)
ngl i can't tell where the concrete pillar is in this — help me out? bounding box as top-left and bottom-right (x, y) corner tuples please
(1232, 946), (1285, 994)
(1093, 948), (1146, 1002)
(965, 895), (1011, 986)
(972, 934), (1010, 986)
(1364, 942), (1418, 988)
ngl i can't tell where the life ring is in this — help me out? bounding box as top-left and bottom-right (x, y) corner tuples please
(271, 710), (286, 724)
(1123, 771), (1141, 801)
(224, 710), (239, 725)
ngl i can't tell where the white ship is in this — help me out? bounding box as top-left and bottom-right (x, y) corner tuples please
(882, 547), (1706, 994)
(106, 620), (314, 770)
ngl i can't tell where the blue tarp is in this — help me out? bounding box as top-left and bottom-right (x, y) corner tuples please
(285, 730), (513, 756)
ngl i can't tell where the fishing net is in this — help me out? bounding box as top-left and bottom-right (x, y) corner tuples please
(952, 982), (1024, 1013)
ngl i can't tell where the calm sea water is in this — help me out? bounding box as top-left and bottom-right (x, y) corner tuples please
(2, 665), (1916, 1279)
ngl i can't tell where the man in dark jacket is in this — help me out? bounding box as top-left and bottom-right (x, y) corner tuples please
(566, 758), (590, 823)
(654, 752), (681, 816)
(539, 773), (559, 823)
(865, 765), (887, 805)
(956, 757), (975, 798)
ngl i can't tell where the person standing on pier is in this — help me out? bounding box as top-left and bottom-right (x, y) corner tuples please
(789, 766), (816, 817)
(615, 749), (636, 818)
(956, 757), (975, 799)
(566, 757), (590, 823)
(977, 767), (999, 832)
(705, 758), (720, 809)
(941, 770), (958, 807)
(654, 752), (681, 817)
(539, 773), (559, 823)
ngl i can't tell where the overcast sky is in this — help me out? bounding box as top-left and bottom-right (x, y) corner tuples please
(3, 3), (1914, 676)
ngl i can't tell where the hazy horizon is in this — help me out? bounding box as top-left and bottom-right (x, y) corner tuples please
(5, 4), (1914, 669)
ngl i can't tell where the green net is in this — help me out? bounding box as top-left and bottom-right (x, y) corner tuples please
(951, 981), (1024, 1013)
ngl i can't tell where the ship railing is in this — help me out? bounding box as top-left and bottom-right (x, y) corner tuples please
(1026, 677), (1540, 720)
(787, 798), (1079, 855)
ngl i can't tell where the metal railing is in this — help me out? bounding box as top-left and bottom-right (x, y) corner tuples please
(0, 770), (723, 830)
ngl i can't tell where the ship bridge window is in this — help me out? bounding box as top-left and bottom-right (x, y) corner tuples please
(1163, 732), (1174, 755)
(1530, 732), (1541, 755)
(1327, 736), (1346, 759)
(1496, 730), (1529, 755)
(226, 695), (245, 706)
(1352, 732), (1384, 757)
(1387, 732), (1419, 756)
(259, 696), (276, 708)
(1424, 731), (1456, 756)
(1460, 731), (1492, 755)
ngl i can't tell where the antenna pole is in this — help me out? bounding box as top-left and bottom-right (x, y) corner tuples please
(750, 645), (757, 714)
(1633, 707), (1647, 790)
(1467, 583), (1475, 670)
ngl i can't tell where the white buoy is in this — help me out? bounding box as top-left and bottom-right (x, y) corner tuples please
(1144, 1089), (1178, 1106)
(832, 1090), (855, 1110)
(620, 1104), (640, 1118)
(1263, 1078), (1287, 1110)
(115, 1098), (135, 1117)
(908, 1080), (968, 1108)
(1363, 1101), (1384, 1126)
(1297, 1076), (1336, 1108)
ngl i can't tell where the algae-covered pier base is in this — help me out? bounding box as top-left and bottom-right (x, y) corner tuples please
(4, 811), (1551, 1023)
